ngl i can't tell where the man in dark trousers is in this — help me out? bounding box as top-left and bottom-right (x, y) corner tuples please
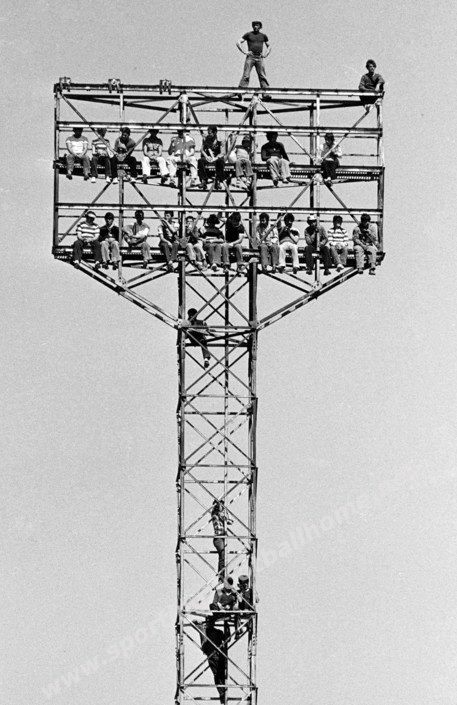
(185, 308), (212, 368)
(304, 213), (332, 276)
(200, 618), (227, 704)
(261, 132), (291, 185)
(236, 21), (271, 95)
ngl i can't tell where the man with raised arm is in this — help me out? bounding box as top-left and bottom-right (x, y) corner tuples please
(236, 21), (271, 97)
(359, 60), (385, 111)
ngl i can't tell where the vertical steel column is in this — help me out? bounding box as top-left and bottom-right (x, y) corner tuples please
(248, 262), (258, 705)
(176, 261), (186, 705)
(53, 89), (60, 250)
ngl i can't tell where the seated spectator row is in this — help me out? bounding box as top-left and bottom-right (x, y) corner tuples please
(72, 210), (380, 276)
(63, 125), (345, 189)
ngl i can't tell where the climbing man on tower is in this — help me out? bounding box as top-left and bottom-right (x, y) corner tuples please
(236, 21), (271, 98)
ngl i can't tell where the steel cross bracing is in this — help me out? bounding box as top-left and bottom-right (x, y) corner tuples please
(53, 81), (385, 705)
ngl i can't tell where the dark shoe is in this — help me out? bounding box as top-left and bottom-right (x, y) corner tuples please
(323, 269), (331, 276)
(306, 269), (313, 275)
(83, 175), (89, 181)
(293, 267), (298, 274)
(102, 262), (109, 269)
(204, 358), (210, 369)
(200, 181), (208, 191)
(369, 268), (376, 275)
(73, 260), (80, 268)
(142, 261), (148, 269)
(94, 261), (101, 271)
(66, 172), (72, 180)
(357, 268), (364, 274)
(233, 93), (243, 100)
(262, 94), (272, 101)
(277, 266), (285, 273)
(112, 262), (118, 270)
(160, 175), (168, 185)
(167, 262), (174, 272)
(142, 175), (148, 184)
(273, 179), (278, 187)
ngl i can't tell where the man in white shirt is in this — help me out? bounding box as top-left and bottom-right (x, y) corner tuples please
(327, 215), (349, 271)
(167, 130), (198, 187)
(66, 127), (90, 180)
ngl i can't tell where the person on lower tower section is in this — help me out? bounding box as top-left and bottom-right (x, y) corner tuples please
(222, 212), (246, 274)
(200, 618), (227, 705)
(98, 212), (120, 270)
(327, 215), (349, 272)
(72, 210), (102, 268)
(167, 129), (198, 188)
(200, 214), (224, 271)
(141, 128), (169, 185)
(236, 21), (271, 98)
(185, 308), (212, 368)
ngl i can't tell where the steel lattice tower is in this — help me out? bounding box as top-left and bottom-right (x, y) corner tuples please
(53, 80), (385, 705)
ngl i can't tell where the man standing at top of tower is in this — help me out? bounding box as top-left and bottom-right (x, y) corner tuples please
(236, 21), (271, 96)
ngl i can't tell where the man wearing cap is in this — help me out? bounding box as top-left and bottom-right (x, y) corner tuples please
(236, 21), (270, 94)
(359, 60), (385, 110)
(277, 213), (300, 273)
(98, 212), (120, 270)
(142, 129), (169, 184)
(113, 127), (138, 183)
(123, 209), (151, 268)
(304, 214), (332, 276)
(352, 213), (379, 274)
(72, 211), (102, 269)
(327, 215), (349, 272)
(66, 127), (90, 180)
(261, 132), (291, 186)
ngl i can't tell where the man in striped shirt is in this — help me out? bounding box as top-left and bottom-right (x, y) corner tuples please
(66, 127), (90, 180)
(327, 215), (350, 271)
(72, 211), (102, 269)
(90, 127), (112, 183)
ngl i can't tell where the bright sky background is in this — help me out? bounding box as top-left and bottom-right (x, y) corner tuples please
(2, 1), (457, 704)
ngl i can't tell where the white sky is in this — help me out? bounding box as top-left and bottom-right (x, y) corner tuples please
(2, 1), (457, 704)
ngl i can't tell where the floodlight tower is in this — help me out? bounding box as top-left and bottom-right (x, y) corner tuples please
(53, 80), (385, 705)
